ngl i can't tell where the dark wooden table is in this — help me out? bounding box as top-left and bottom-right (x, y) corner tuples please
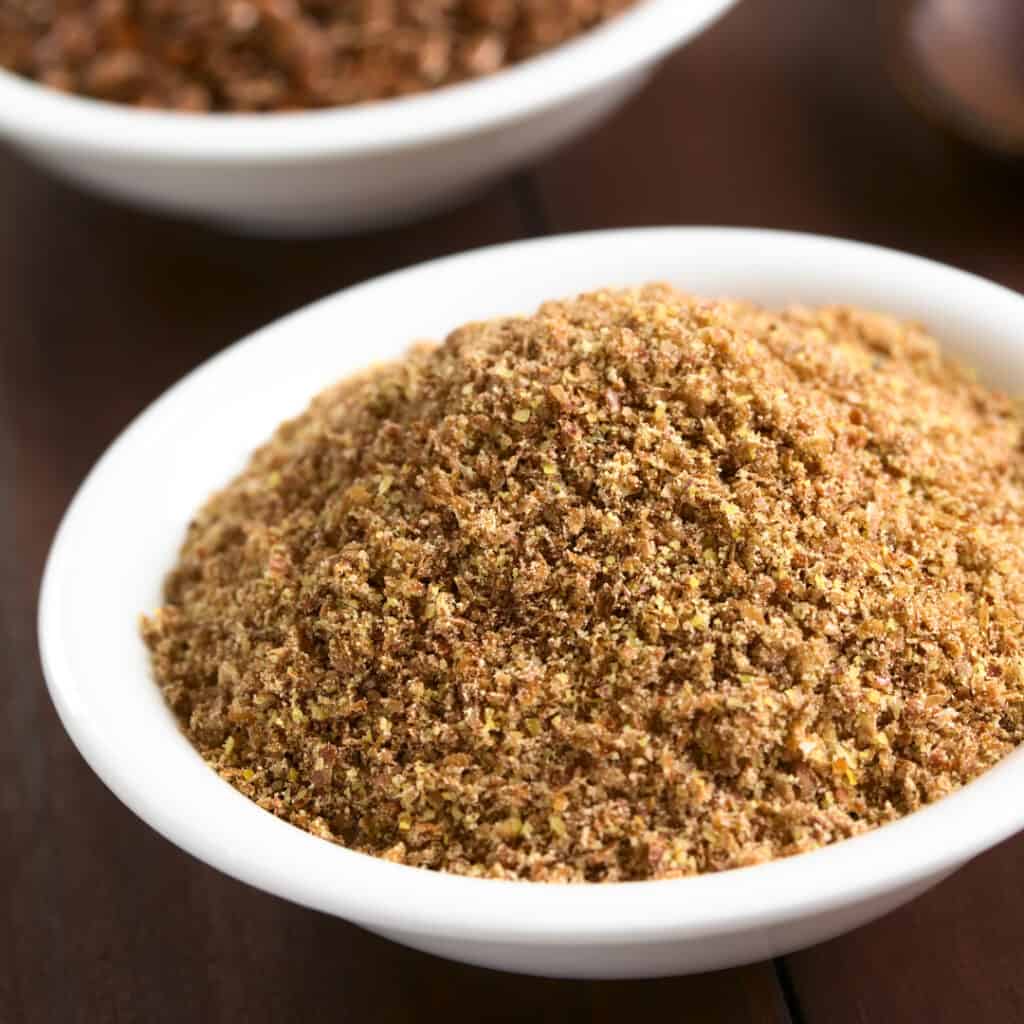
(3, 1), (1023, 1020)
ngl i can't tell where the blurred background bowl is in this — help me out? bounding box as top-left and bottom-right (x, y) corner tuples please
(0, 0), (738, 236)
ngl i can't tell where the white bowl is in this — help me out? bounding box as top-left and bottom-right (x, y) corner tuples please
(0, 1), (737, 235)
(39, 228), (1024, 978)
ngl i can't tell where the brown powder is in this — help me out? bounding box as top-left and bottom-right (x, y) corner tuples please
(0, 0), (638, 112)
(143, 286), (1024, 881)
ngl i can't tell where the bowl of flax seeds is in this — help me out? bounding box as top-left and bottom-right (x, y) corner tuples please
(40, 229), (1024, 977)
(0, 0), (739, 233)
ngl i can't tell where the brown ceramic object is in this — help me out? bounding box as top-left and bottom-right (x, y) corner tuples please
(889, 0), (1024, 157)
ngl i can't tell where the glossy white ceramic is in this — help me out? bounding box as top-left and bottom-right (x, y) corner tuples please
(0, 1), (738, 234)
(39, 229), (1024, 978)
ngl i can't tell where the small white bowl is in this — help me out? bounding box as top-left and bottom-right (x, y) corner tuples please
(39, 228), (1024, 978)
(0, 1), (737, 235)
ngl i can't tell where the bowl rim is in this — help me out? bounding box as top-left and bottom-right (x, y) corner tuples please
(38, 227), (1024, 944)
(0, 0), (738, 161)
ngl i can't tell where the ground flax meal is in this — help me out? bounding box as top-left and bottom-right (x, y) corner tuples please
(0, 0), (637, 112)
(143, 286), (1024, 882)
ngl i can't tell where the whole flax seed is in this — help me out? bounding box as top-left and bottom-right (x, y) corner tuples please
(143, 286), (1024, 881)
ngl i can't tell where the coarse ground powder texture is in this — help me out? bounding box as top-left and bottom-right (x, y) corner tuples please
(144, 286), (1024, 882)
(0, 0), (637, 112)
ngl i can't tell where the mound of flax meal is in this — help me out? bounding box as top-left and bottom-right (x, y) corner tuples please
(0, 0), (637, 112)
(143, 286), (1024, 882)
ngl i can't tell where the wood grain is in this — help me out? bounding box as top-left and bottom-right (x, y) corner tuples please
(785, 835), (1024, 1024)
(535, 0), (1024, 288)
